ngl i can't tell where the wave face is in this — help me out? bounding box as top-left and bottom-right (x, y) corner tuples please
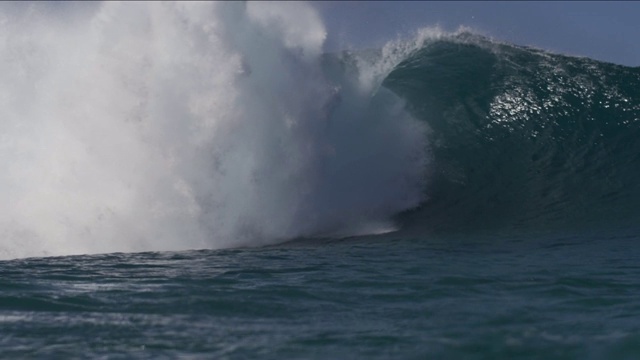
(0, 2), (428, 259)
(382, 33), (640, 234)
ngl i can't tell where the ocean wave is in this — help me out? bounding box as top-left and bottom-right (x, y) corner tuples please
(382, 32), (640, 233)
(2, 2), (638, 260)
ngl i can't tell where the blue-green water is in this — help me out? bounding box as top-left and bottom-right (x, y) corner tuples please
(2, 232), (640, 359)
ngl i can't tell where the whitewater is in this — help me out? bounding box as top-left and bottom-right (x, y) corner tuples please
(0, 2), (431, 259)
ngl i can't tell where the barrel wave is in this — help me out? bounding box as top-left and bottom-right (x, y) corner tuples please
(1, 2), (639, 260)
(380, 33), (640, 235)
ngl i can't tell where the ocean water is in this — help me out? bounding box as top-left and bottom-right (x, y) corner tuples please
(1, 2), (640, 358)
(3, 233), (640, 359)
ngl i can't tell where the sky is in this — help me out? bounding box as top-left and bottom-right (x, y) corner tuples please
(8, 2), (637, 66)
(312, 1), (640, 67)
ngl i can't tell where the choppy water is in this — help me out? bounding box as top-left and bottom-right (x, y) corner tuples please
(2, 232), (640, 359)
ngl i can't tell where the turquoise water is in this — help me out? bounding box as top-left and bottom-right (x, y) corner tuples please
(2, 231), (640, 359)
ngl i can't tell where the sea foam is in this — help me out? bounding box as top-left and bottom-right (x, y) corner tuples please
(0, 2), (428, 259)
